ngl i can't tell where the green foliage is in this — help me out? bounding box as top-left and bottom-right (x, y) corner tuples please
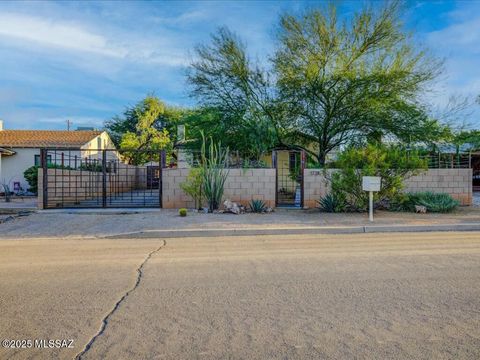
(394, 192), (459, 213)
(187, 28), (281, 160)
(249, 199), (267, 213)
(119, 96), (172, 165)
(105, 95), (189, 147)
(317, 193), (346, 213)
(79, 162), (102, 172)
(188, 3), (444, 165)
(24, 164), (73, 194)
(201, 133), (229, 212)
(274, 2), (443, 164)
(24, 166), (39, 193)
(331, 144), (427, 211)
(180, 168), (204, 209)
(179, 208), (188, 217)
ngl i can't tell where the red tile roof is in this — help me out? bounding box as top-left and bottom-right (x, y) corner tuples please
(0, 130), (102, 148)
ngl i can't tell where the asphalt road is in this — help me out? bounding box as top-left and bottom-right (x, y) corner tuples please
(1, 232), (480, 359)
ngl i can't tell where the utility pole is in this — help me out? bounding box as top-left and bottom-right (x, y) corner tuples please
(66, 119), (72, 131)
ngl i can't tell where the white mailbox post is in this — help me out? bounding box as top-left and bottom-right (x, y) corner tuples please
(362, 176), (381, 222)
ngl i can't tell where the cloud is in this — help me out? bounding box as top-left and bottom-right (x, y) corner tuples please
(0, 12), (187, 67)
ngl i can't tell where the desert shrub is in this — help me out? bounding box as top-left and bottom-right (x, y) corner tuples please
(249, 199), (267, 213)
(330, 144), (427, 211)
(396, 192), (459, 213)
(201, 133), (229, 212)
(180, 168), (204, 209)
(179, 208), (188, 217)
(317, 193), (346, 213)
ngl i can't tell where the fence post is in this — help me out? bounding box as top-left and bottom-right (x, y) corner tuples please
(300, 150), (306, 208)
(40, 148), (48, 209)
(272, 151), (277, 207)
(102, 150), (107, 208)
(159, 150), (166, 208)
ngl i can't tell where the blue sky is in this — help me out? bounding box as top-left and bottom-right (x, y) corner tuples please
(0, 0), (479, 130)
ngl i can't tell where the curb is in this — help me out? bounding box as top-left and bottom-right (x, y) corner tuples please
(105, 223), (480, 239)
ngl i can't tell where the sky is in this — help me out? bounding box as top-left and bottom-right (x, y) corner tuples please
(0, 0), (479, 130)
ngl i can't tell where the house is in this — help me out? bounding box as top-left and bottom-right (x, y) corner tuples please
(0, 120), (116, 193)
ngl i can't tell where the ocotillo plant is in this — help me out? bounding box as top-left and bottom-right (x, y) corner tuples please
(201, 132), (229, 212)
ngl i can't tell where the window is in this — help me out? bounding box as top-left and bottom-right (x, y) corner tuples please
(97, 137), (102, 149)
(34, 155), (52, 166)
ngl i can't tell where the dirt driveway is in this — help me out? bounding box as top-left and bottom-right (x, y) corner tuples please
(1, 232), (480, 359)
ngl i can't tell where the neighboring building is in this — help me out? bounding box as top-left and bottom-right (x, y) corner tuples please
(0, 120), (116, 193)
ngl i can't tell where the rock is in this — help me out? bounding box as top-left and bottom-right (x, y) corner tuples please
(415, 205), (427, 214)
(266, 207), (274, 213)
(223, 199), (242, 215)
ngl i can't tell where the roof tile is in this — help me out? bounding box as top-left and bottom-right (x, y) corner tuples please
(0, 130), (103, 148)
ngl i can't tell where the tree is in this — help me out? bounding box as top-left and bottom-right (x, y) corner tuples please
(118, 96), (172, 164)
(105, 96), (187, 148)
(274, 2), (443, 165)
(187, 28), (281, 160)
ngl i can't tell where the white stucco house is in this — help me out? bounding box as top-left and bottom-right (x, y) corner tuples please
(0, 120), (116, 193)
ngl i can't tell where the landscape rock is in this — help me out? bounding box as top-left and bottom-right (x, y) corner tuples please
(415, 205), (427, 214)
(223, 199), (245, 215)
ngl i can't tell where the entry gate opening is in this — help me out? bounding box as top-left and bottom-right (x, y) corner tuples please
(273, 150), (305, 208)
(41, 148), (165, 208)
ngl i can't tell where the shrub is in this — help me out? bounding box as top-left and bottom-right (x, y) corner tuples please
(201, 133), (229, 212)
(24, 164), (73, 194)
(180, 168), (204, 209)
(330, 144), (427, 211)
(249, 199), (267, 213)
(179, 208), (187, 217)
(317, 193), (346, 213)
(397, 192), (459, 213)
(24, 166), (40, 193)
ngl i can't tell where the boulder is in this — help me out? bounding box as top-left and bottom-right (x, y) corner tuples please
(223, 199), (244, 215)
(415, 205), (427, 214)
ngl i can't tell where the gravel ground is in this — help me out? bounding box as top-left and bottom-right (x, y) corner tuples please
(1, 232), (479, 359)
(1, 207), (480, 239)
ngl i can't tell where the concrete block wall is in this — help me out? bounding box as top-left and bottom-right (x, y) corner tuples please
(162, 168), (276, 209)
(404, 169), (472, 205)
(303, 169), (332, 208)
(303, 168), (473, 207)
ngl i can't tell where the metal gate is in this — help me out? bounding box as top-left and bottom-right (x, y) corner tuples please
(41, 148), (164, 208)
(272, 149), (305, 207)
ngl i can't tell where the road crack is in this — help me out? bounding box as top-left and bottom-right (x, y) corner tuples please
(75, 240), (166, 360)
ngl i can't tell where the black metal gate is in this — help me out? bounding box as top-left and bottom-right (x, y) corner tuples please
(272, 149), (305, 208)
(41, 148), (164, 208)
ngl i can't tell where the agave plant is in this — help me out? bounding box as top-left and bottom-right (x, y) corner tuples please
(407, 192), (459, 213)
(201, 132), (229, 212)
(317, 193), (346, 213)
(249, 199), (267, 213)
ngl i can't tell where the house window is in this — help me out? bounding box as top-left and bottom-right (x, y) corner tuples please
(34, 155), (52, 166)
(97, 137), (102, 149)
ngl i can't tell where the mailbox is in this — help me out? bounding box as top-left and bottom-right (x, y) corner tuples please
(362, 176), (381, 192)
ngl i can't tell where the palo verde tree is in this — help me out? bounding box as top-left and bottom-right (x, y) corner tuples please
(273, 1), (444, 164)
(188, 2), (446, 165)
(187, 28), (281, 160)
